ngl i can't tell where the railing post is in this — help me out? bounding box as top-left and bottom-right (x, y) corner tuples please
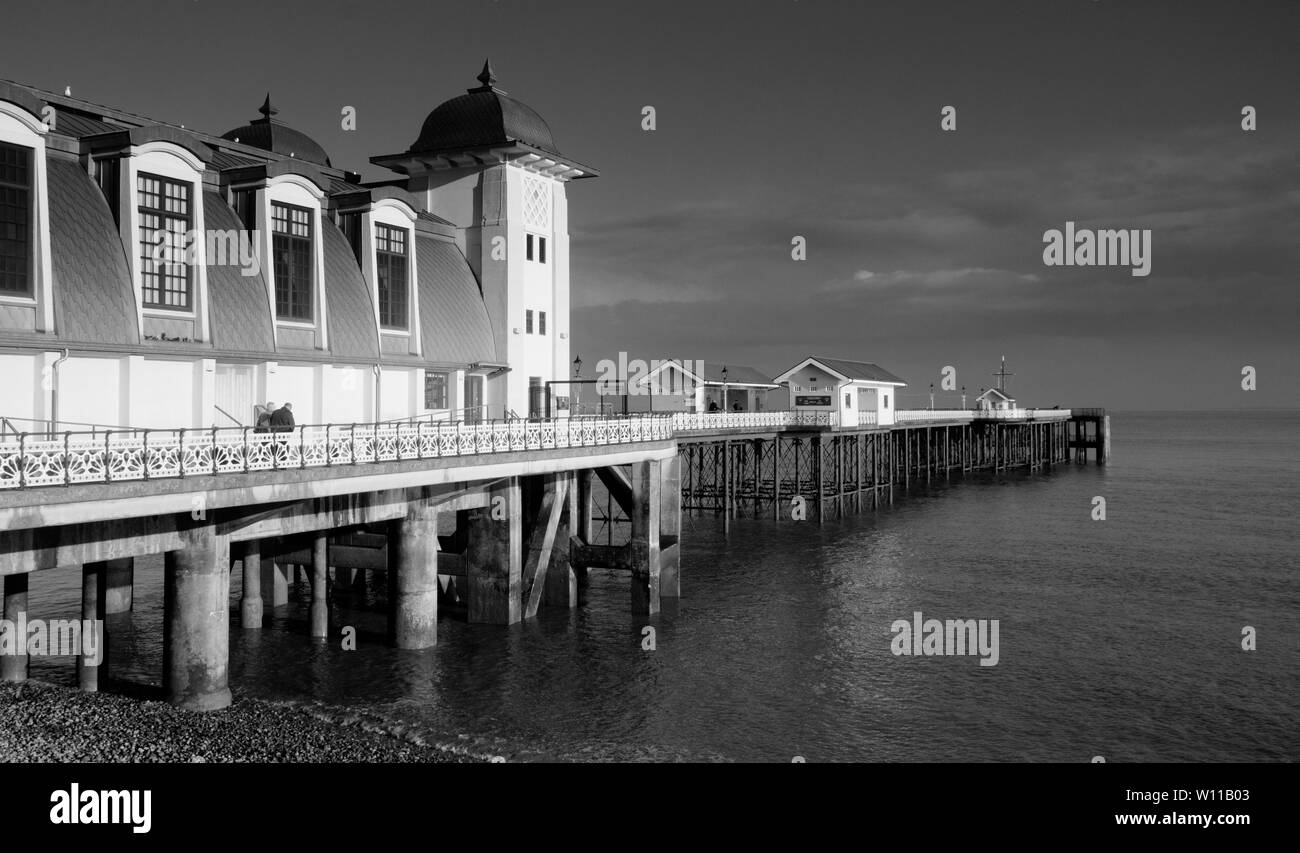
(178, 428), (186, 479)
(325, 423), (332, 466)
(350, 424), (356, 465)
(211, 426), (218, 475)
(63, 432), (70, 486)
(242, 427), (250, 473)
(103, 430), (111, 483)
(142, 429), (150, 480)
(18, 433), (26, 488)
(298, 424), (306, 468)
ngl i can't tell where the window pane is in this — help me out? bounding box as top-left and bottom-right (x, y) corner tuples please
(525, 309), (533, 333)
(137, 172), (192, 309)
(0, 142), (32, 295)
(376, 224), (408, 329)
(272, 203), (313, 321)
(424, 371), (448, 409)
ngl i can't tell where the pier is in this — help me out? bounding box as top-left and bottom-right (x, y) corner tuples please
(674, 408), (1105, 523)
(0, 407), (1106, 711)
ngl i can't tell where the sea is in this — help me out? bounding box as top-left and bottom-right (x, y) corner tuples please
(23, 410), (1300, 762)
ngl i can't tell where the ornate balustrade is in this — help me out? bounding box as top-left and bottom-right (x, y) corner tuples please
(0, 415), (675, 490)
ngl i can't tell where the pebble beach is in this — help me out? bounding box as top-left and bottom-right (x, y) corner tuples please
(0, 680), (483, 763)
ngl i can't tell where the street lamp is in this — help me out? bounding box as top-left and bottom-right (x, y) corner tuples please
(573, 354), (582, 416)
(720, 364), (728, 413)
(961, 385), (967, 410)
(929, 382), (935, 411)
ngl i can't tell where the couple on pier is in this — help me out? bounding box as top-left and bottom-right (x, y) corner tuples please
(254, 402), (295, 433)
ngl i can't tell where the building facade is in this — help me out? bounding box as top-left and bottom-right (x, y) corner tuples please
(773, 356), (907, 427)
(0, 62), (594, 433)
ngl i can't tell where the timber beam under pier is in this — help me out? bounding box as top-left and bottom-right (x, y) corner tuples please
(678, 417), (1077, 522)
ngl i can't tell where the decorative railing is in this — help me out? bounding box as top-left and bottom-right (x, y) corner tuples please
(0, 407), (1080, 490)
(897, 408), (1072, 422)
(671, 411), (833, 431)
(0, 415), (675, 490)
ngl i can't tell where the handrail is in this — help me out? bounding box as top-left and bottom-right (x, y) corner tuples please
(213, 404), (243, 427)
(0, 407), (1078, 492)
(0, 413), (676, 490)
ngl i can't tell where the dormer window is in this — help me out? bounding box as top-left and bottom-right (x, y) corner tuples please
(375, 223), (408, 329)
(137, 172), (192, 310)
(272, 201), (313, 321)
(0, 142), (34, 297)
(0, 141), (33, 296)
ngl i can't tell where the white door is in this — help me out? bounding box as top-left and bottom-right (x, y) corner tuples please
(859, 387), (878, 424)
(214, 364), (256, 427)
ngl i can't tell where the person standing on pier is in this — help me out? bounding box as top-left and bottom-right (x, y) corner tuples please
(255, 402), (276, 433)
(270, 402), (296, 432)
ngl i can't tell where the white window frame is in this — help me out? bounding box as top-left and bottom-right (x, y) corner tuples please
(0, 101), (53, 327)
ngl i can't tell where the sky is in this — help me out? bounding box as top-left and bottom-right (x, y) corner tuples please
(3, 0), (1297, 410)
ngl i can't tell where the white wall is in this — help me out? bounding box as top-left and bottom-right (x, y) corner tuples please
(378, 367), (415, 421)
(125, 358), (194, 429)
(322, 365), (370, 424)
(0, 353), (40, 426)
(266, 363), (316, 424)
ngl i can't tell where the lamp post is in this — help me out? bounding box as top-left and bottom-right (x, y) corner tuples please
(961, 385), (967, 410)
(929, 382), (935, 411)
(720, 365), (728, 413)
(573, 354), (582, 416)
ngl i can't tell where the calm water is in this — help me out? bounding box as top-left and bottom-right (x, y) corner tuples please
(27, 411), (1300, 761)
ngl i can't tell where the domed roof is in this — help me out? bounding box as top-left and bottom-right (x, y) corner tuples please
(220, 94), (332, 167)
(410, 61), (561, 157)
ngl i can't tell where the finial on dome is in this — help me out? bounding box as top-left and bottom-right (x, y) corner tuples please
(258, 93), (278, 120)
(476, 59), (497, 89)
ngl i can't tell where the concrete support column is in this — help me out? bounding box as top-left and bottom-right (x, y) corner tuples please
(391, 500), (439, 648)
(543, 472), (579, 608)
(164, 523), (232, 711)
(77, 563), (107, 691)
(659, 454), (682, 599)
(467, 477), (521, 625)
(262, 560), (289, 608)
(576, 469), (593, 542)
(2, 573), (29, 682)
(630, 459), (662, 615)
(310, 534), (329, 639)
(103, 558), (134, 615)
(241, 540), (263, 629)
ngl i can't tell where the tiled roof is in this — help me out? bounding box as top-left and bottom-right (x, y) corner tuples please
(328, 177), (366, 196)
(220, 106), (332, 167)
(208, 150), (261, 171)
(417, 209), (455, 227)
(416, 237), (496, 365)
(45, 157), (138, 346)
(412, 88), (561, 157)
(202, 193), (275, 353)
(697, 362), (775, 386)
(49, 111), (121, 139)
(809, 357), (907, 385)
(320, 220), (380, 360)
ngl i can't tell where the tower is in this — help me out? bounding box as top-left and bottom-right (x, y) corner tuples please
(372, 61), (599, 418)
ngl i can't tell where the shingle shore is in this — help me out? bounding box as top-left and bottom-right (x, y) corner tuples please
(0, 680), (483, 763)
